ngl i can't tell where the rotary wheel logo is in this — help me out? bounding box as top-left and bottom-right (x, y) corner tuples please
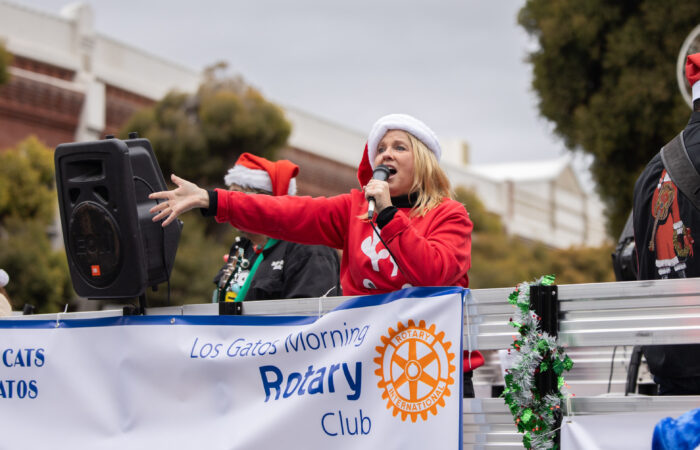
(374, 319), (456, 422)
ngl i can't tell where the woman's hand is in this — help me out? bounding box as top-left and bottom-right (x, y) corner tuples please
(149, 174), (209, 227)
(364, 178), (392, 215)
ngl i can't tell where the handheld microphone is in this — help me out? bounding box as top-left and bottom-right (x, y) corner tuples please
(367, 164), (392, 219)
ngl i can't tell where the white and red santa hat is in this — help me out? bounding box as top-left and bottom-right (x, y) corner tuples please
(366, 114), (441, 168)
(358, 113), (442, 186)
(224, 153), (299, 196)
(687, 53), (700, 103)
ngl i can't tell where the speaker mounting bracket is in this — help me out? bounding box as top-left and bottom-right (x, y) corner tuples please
(123, 294), (148, 316)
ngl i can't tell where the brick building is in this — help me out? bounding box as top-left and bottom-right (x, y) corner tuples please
(0, 1), (361, 198)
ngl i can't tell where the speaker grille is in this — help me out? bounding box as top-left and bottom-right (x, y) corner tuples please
(68, 201), (122, 287)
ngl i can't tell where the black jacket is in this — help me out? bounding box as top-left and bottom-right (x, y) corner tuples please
(213, 237), (341, 301)
(633, 112), (700, 378)
(634, 112), (700, 280)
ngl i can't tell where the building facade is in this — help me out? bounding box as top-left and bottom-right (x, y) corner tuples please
(446, 159), (608, 248)
(0, 0), (608, 248)
(0, 1), (201, 149)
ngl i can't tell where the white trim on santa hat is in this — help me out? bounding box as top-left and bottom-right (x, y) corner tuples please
(693, 81), (700, 103)
(367, 113), (441, 168)
(224, 165), (297, 195)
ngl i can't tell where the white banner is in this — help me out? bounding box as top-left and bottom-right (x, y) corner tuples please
(561, 410), (686, 450)
(0, 287), (464, 449)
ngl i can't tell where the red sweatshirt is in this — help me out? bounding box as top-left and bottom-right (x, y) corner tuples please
(215, 189), (471, 296)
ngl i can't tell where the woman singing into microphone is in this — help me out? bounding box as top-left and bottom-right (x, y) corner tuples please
(151, 113), (472, 294)
(150, 113), (479, 393)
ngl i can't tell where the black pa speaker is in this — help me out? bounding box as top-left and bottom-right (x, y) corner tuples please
(54, 137), (182, 299)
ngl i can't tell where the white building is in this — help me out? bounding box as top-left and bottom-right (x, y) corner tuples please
(447, 158), (608, 247)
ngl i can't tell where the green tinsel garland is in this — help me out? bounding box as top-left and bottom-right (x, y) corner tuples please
(501, 275), (574, 450)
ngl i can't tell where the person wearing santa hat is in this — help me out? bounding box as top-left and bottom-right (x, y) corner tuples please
(632, 53), (700, 395)
(0, 269), (13, 317)
(211, 153), (341, 302)
(149, 113), (481, 395)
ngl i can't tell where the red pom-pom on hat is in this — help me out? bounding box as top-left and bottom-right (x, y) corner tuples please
(463, 350), (485, 372)
(686, 53), (700, 102)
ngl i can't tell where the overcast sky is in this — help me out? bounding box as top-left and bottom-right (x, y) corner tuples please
(16, 0), (590, 175)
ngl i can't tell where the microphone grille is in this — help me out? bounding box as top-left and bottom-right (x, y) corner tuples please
(374, 164), (391, 181)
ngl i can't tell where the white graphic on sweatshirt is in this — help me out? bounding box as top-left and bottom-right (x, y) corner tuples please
(360, 231), (398, 277)
(363, 279), (377, 289)
(271, 260), (284, 271)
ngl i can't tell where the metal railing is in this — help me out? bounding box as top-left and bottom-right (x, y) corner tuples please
(463, 278), (700, 449)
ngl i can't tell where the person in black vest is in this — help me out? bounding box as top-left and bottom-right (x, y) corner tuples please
(212, 153), (341, 302)
(632, 53), (700, 395)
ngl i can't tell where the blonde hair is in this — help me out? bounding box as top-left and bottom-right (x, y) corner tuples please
(406, 133), (452, 216)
